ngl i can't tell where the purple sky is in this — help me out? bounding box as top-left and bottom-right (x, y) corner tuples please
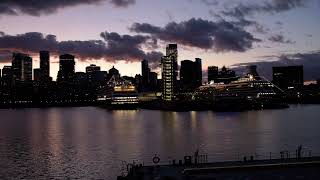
(0, 0), (320, 80)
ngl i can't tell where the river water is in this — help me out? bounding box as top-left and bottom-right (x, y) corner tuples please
(0, 105), (320, 179)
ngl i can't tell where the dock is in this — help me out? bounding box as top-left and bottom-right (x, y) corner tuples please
(118, 156), (320, 180)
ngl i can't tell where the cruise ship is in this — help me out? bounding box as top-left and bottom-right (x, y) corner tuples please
(108, 84), (139, 109)
(194, 75), (287, 110)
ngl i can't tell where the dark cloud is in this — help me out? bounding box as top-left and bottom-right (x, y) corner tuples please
(110, 0), (135, 7)
(144, 51), (163, 69)
(100, 31), (149, 60)
(0, 31), (163, 66)
(0, 0), (135, 16)
(209, 12), (270, 35)
(268, 34), (295, 44)
(0, 5), (17, 15)
(222, 0), (307, 19)
(232, 51), (320, 81)
(130, 18), (260, 52)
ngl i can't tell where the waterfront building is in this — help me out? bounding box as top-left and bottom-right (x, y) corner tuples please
(149, 72), (158, 89)
(12, 53), (33, 82)
(141, 59), (150, 87)
(195, 58), (202, 86)
(2, 66), (12, 83)
(86, 64), (101, 83)
(161, 44), (179, 101)
(273, 66), (303, 90)
(180, 58), (202, 90)
(141, 59), (159, 91)
(40, 51), (50, 81)
(161, 55), (175, 101)
(166, 44), (178, 84)
(86, 64), (100, 73)
(135, 74), (143, 92)
(57, 54), (75, 83)
(208, 66), (218, 82)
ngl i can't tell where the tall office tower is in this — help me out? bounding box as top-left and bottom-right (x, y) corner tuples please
(273, 66), (304, 90)
(86, 64), (101, 73)
(180, 58), (202, 90)
(195, 58), (202, 86)
(166, 44), (178, 84)
(161, 55), (175, 101)
(149, 72), (158, 88)
(40, 51), (50, 80)
(33, 68), (41, 81)
(247, 65), (260, 80)
(180, 60), (196, 89)
(141, 59), (150, 87)
(208, 66), (218, 82)
(12, 53), (33, 81)
(2, 66), (12, 79)
(57, 54), (75, 83)
(1, 66), (12, 85)
(86, 64), (101, 83)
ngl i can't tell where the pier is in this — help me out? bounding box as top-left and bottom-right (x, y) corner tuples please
(118, 150), (320, 180)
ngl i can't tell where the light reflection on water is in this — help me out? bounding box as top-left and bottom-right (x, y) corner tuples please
(0, 105), (320, 179)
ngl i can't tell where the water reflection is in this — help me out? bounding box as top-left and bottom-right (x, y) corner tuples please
(0, 105), (320, 179)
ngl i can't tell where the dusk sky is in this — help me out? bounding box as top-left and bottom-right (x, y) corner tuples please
(1, 0), (320, 80)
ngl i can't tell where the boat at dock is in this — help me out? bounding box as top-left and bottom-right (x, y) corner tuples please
(106, 84), (140, 110)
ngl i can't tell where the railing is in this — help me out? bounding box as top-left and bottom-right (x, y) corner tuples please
(118, 147), (319, 176)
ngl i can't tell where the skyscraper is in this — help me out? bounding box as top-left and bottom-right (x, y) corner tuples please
(161, 44), (178, 101)
(166, 44), (178, 83)
(1, 66), (13, 85)
(208, 66), (218, 82)
(2, 66), (12, 79)
(12, 53), (32, 81)
(86, 64), (101, 73)
(57, 54), (75, 83)
(149, 72), (158, 89)
(180, 58), (202, 90)
(40, 51), (50, 80)
(195, 58), (202, 86)
(180, 60), (195, 89)
(166, 44), (178, 60)
(161, 55), (175, 101)
(86, 64), (101, 83)
(141, 59), (150, 87)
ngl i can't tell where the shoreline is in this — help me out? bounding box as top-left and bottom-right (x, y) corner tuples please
(0, 100), (301, 111)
